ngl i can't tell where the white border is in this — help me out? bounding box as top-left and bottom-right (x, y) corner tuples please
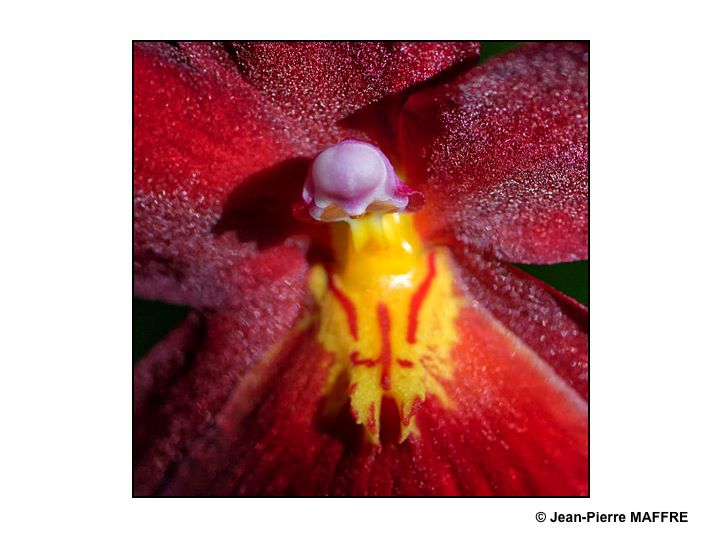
(2, 1), (718, 538)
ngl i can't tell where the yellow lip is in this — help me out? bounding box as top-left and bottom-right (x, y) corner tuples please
(310, 213), (462, 444)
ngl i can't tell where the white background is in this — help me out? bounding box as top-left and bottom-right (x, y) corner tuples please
(1, 1), (718, 538)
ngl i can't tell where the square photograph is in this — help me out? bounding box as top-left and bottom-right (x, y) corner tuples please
(132, 41), (589, 497)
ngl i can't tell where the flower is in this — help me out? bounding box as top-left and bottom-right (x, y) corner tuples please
(133, 41), (588, 496)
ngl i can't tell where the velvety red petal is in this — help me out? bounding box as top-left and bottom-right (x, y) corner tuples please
(133, 293), (307, 496)
(137, 289), (586, 496)
(418, 306), (587, 495)
(134, 42), (311, 308)
(452, 245), (588, 399)
(399, 42), (588, 264)
(208, 41), (481, 152)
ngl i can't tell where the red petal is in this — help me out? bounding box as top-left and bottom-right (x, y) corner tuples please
(134, 42), (310, 308)
(213, 41), (481, 150)
(417, 306), (587, 495)
(133, 296), (308, 496)
(136, 288), (586, 496)
(399, 42), (588, 263)
(452, 245), (588, 399)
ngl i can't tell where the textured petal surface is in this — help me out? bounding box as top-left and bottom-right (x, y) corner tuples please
(134, 42), (311, 308)
(399, 42), (588, 263)
(216, 41), (481, 153)
(452, 245), (588, 399)
(135, 276), (587, 496)
(133, 290), (307, 496)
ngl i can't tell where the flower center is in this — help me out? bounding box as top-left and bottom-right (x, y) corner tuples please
(303, 142), (461, 445)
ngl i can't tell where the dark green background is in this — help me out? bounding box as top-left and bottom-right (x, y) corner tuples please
(133, 42), (588, 363)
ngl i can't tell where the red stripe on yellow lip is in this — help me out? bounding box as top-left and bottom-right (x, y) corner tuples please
(407, 252), (437, 343)
(327, 272), (358, 340)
